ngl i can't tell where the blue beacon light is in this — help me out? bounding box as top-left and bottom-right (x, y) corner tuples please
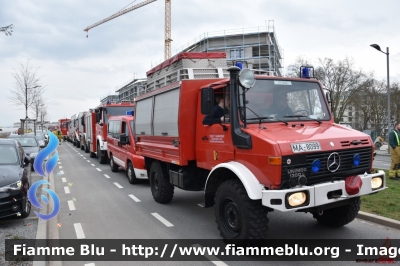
(311, 159), (321, 173)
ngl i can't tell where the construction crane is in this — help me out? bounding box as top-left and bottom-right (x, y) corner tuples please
(84, 0), (172, 60)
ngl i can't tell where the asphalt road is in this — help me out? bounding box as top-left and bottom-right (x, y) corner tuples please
(50, 143), (400, 266)
(373, 155), (391, 170)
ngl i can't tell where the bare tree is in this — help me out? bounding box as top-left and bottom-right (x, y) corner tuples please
(315, 57), (370, 123)
(0, 24), (13, 36)
(286, 56), (314, 78)
(8, 60), (45, 121)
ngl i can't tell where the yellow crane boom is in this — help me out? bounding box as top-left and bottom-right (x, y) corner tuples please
(84, 0), (172, 59)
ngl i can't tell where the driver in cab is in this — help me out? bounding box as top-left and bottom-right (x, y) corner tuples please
(202, 94), (230, 125)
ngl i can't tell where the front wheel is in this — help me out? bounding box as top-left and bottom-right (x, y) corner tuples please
(311, 197), (361, 227)
(214, 179), (269, 242)
(127, 162), (139, 184)
(20, 199), (31, 218)
(149, 161), (174, 203)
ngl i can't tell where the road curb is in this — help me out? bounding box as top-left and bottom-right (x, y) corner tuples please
(32, 173), (48, 266)
(357, 211), (400, 230)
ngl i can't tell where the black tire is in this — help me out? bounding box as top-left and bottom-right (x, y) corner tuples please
(73, 139), (76, 146)
(214, 179), (269, 242)
(20, 199), (31, 218)
(109, 154), (119, 172)
(80, 143), (84, 150)
(149, 161), (174, 203)
(97, 144), (106, 164)
(76, 140), (80, 148)
(127, 161), (139, 184)
(375, 142), (381, 150)
(85, 142), (89, 153)
(311, 197), (361, 227)
(90, 151), (96, 158)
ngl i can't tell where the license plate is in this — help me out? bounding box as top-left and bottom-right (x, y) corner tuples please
(291, 142), (321, 153)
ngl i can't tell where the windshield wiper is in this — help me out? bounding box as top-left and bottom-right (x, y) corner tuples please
(283, 115), (322, 124)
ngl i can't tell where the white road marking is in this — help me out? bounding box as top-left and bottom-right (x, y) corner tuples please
(113, 182), (123, 189)
(84, 264), (95, 266)
(59, 166), (62, 169)
(62, 178), (66, 183)
(151, 213), (174, 227)
(128, 194), (141, 202)
(96, 168), (102, 172)
(64, 187), (70, 194)
(83, 157), (86, 159)
(91, 164), (95, 166)
(87, 160), (90, 162)
(68, 200), (76, 211)
(192, 244), (228, 266)
(59, 170), (64, 175)
(74, 223), (85, 239)
(80, 155), (83, 156)
(104, 174), (111, 179)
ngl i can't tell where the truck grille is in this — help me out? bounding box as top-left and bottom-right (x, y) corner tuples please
(281, 147), (372, 187)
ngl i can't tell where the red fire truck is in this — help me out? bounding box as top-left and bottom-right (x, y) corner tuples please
(58, 118), (70, 141)
(133, 52), (386, 242)
(88, 101), (135, 164)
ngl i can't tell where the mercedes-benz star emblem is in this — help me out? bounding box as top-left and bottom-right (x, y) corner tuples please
(327, 152), (340, 172)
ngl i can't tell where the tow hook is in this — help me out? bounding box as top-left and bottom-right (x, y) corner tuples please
(318, 209), (324, 216)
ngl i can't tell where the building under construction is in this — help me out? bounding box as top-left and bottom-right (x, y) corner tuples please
(177, 22), (283, 76)
(104, 22), (283, 103)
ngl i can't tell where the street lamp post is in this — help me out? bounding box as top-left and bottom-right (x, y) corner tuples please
(370, 44), (390, 154)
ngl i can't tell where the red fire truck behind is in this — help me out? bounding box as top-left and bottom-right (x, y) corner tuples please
(87, 101), (135, 164)
(58, 118), (70, 141)
(133, 52), (386, 243)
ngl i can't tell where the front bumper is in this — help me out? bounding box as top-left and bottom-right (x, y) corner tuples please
(0, 188), (27, 218)
(262, 170), (386, 212)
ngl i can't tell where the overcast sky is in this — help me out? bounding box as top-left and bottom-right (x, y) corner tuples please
(1, 0), (399, 127)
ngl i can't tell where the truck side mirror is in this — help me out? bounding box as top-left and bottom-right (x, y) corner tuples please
(95, 112), (101, 123)
(325, 91), (332, 103)
(119, 133), (129, 145)
(201, 88), (214, 115)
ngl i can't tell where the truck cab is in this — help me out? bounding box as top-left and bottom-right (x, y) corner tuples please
(106, 113), (147, 184)
(94, 101), (135, 164)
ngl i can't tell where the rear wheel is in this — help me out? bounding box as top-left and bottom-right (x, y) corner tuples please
(80, 143), (84, 150)
(214, 179), (269, 243)
(311, 197), (361, 227)
(76, 140), (80, 148)
(149, 161), (174, 203)
(109, 154), (119, 172)
(127, 162), (139, 184)
(97, 143), (107, 164)
(73, 139), (76, 146)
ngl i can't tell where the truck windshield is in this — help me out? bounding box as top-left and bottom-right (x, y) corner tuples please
(104, 107), (134, 123)
(240, 79), (330, 123)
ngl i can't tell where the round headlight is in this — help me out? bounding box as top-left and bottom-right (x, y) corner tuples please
(287, 192), (307, 207)
(238, 69), (255, 89)
(371, 177), (383, 189)
(353, 154), (361, 166)
(311, 159), (321, 173)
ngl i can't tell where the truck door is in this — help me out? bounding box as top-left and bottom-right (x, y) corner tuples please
(199, 122), (234, 169)
(119, 120), (131, 170)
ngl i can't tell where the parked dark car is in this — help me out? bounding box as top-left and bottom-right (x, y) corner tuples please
(0, 139), (32, 218)
(27, 132), (47, 147)
(7, 135), (41, 170)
